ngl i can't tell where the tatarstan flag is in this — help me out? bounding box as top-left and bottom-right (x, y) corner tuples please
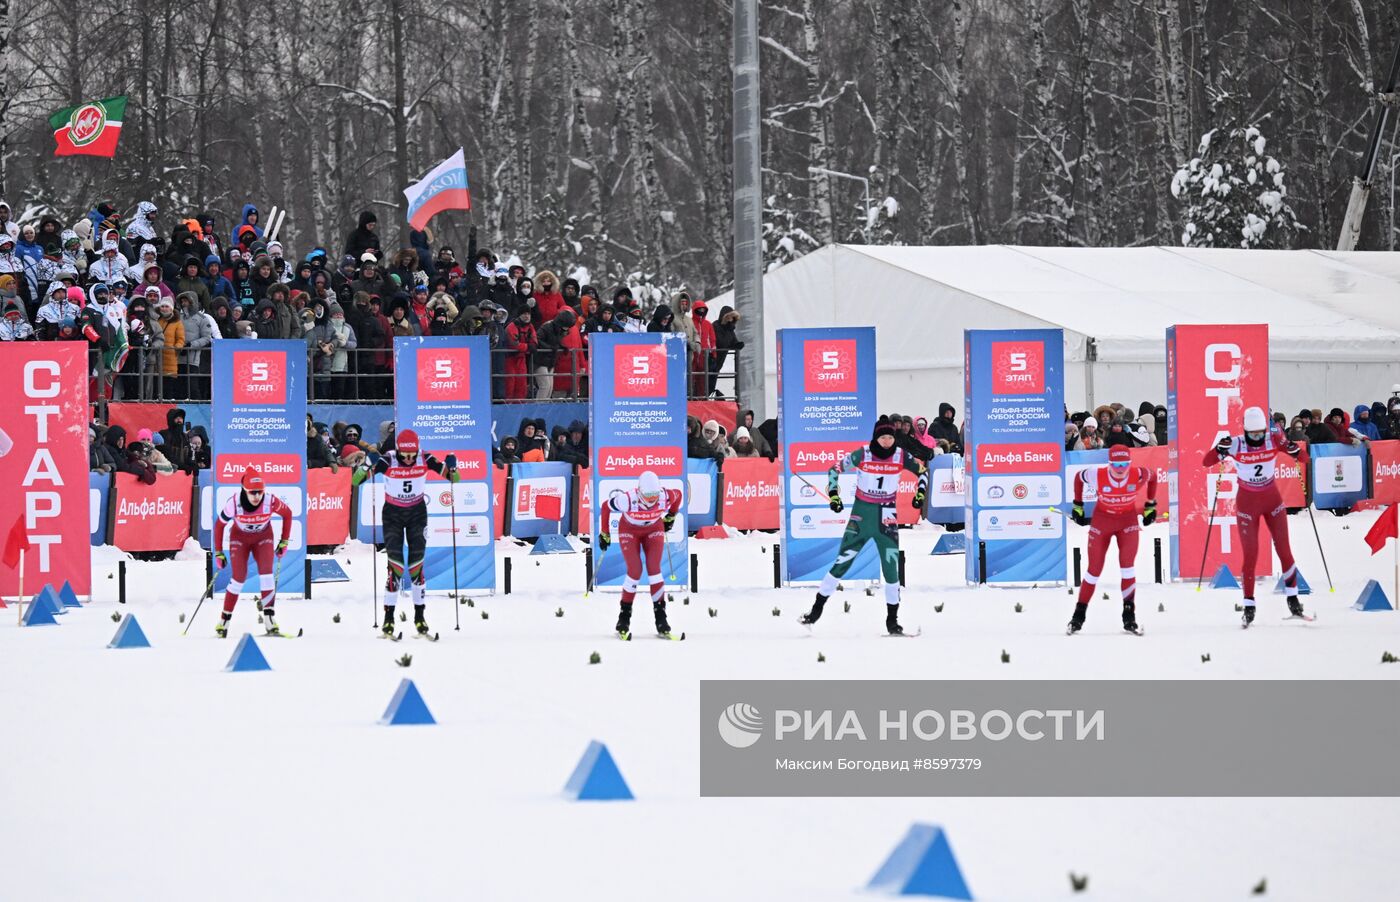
(50, 95), (127, 157)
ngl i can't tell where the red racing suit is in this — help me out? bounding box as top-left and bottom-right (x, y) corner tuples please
(600, 487), (684, 607)
(1202, 428), (1307, 599)
(214, 492), (293, 616)
(1075, 464), (1156, 605)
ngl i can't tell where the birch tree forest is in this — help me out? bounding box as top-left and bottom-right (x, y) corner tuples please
(0, 0), (1395, 290)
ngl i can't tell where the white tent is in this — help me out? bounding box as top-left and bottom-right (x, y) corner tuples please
(711, 245), (1400, 419)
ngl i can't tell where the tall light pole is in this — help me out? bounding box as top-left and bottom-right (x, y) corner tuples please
(733, 0), (765, 418)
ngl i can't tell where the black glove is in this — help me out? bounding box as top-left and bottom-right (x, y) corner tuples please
(1141, 500), (1157, 527)
(1070, 504), (1088, 526)
(663, 513), (676, 531)
(1285, 441), (1301, 459)
(1214, 436), (1231, 458)
(598, 533), (611, 551)
(444, 453), (458, 470)
(828, 490), (843, 514)
(911, 488), (926, 510)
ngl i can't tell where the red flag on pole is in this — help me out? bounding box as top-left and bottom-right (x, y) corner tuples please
(1364, 504), (1399, 555)
(2, 516), (27, 570)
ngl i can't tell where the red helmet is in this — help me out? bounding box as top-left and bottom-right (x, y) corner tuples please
(395, 429), (420, 457)
(241, 468), (266, 491)
(1108, 446), (1131, 466)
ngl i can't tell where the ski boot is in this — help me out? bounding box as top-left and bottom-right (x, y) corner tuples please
(263, 609), (281, 636)
(615, 602), (632, 637)
(1122, 601), (1142, 635)
(654, 600), (672, 637)
(801, 593), (829, 626)
(1242, 601), (1256, 628)
(382, 606), (398, 637)
(414, 604), (430, 636)
(215, 615), (230, 638)
(1066, 602), (1088, 635)
(885, 604), (904, 636)
(1287, 597), (1306, 618)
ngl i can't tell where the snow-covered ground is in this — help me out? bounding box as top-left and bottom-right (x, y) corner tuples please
(4, 512), (1399, 901)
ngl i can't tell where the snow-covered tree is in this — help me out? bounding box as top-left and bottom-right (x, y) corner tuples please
(762, 190), (821, 271)
(1171, 122), (1304, 249)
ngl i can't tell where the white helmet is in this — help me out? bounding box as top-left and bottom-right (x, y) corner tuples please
(638, 471), (662, 506)
(1243, 406), (1268, 433)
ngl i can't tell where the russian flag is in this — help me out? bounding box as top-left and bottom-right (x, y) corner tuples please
(404, 148), (471, 231)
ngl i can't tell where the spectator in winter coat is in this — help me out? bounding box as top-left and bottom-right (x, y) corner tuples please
(0, 293), (34, 340)
(731, 427), (760, 458)
(929, 403), (963, 454)
(249, 255), (279, 302)
(306, 418), (338, 470)
(517, 419), (550, 459)
(388, 298), (419, 338)
(325, 302), (357, 397)
(647, 304), (676, 332)
(135, 429), (176, 474)
(737, 409), (774, 459)
(102, 426), (156, 483)
(409, 228), (435, 278)
(1130, 413), (1157, 446)
(558, 420), (589, 465)
(88, 239), (129, 285)
(1102, 416), (1134, 449)
(895, 415), (933, 462)
(184, 426), (212, 472)
(1296, 409), (1333, 446)
(136, 262), (173, 305)
(670, 292), (700, 354)
(494, 436), (522, 466)
(687, 416), (723, 462)
(534, 307), (574, 398)
(0, 201), (17, 241)
(1324, 408), (1352, 444)
(585, 304), (624, 335)
(35, 283), (81, 340)
(177, 292), (214, 398)
(534, 270), (566, 322)
(504, 309), (537, 400)
(343, 210), (380, 262)
(1074, 419), (1104, 451)
(1388, 399), (1400, 440)
(913, 417), (938, 451)
(251, 298), (281, 340)
(549, 425), (571, 462)
(203, 255), (234, 302)
(1351, 404), (1380, 442)
(689, 302), (718, 397)
(125, 201), (161, 252)
(229, 204), (263, 249)
(175, 257), (213, 310)
(702, 419), (734, 458)
(561, 277), (582, 313)
(1369, 402), (1392, 442)
(208, 297), (237, 340)
(712, 306), (744, 397)
(154, 298), (185, 397)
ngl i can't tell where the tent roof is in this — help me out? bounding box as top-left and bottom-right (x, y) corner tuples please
(839, 245), (1400, 359)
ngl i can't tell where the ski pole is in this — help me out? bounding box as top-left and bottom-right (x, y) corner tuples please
(371, 479), (379, 627)
(1300, 456), (1335, 592)
(449, 470), (461, 631)
(183, 571), (218, 636)
(1195, 465), (1222, 592)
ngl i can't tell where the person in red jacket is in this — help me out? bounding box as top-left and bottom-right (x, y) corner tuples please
(533, 269), (566, 322)
(504, 309), (538, 400)
(689, 300), (717, 398)
(213, 468), (294, 637)
(1066, 445), (1158, 635)
(552, 308), (586, 398)
(1201, 406), (1309, 626)
(598, 471), (684, 638)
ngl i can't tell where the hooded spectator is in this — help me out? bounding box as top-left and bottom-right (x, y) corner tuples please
(517, 418), (549, 458)
(648, 303), (676, 332)
(689, 301), (718, 397)
(103, 426), (156, 483)
(1352, 404), (1380, 442)
(929, 403), (963, 454)
(125, 201), (161, 250)
(1324, 407), (1351, 444)
(494, 435), (522, 466)
(534, 270), (565, 322)
(535, 307), (577, 398)
(343, 210), (380, 261)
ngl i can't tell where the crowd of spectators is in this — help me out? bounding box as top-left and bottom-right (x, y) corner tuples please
(0, 199), (742, 402)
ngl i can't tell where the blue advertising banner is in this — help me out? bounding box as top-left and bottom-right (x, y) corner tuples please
(90, 472), (110, 546)
(210, 340), (307, 597)
(687, 458), (719, 529)
(924, 454), (965, 525)
(963, 329), (1066, 584)
(777, 327), (879, 584)
(393, 336), (496, 592)
(1310, 443), (1369, 510)
(588, 332), (689, 588)
(510, 461), (574, 538)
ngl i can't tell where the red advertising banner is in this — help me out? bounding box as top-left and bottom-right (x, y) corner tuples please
(1277, 442), (1308, 509)
(1167, 324), (1271, 580)
(307, 467), (351, 546)
(576, 465), (592, 533)
(107, 402), (179, 441)
(721, 458), (781, 530)
(0, 343), (92, 597)
(110, 472), (194, 552)
(1369, 440), (1400, 506)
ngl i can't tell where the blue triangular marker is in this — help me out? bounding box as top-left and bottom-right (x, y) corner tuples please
(309, 559), (351, 582)
(34, 584), (66, 615)
(1352, 580), (1394, 612)
(931, 533), (966, 555)
(1210, 565), (1239, 589)
(531, 533), (576, 554)
(22, 592), (60, 626)
(225, 633), (271, 672)
(564, 740), (633, 801)
(58, 580), (82, 608)
(1273, 571), (1312, 595)
(379, 678), (436, 725)
(867, 823), (974, 899)
(108, 613), (151, 649)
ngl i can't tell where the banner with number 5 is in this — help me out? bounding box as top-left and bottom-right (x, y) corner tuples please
(211, 340), (308, 597)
